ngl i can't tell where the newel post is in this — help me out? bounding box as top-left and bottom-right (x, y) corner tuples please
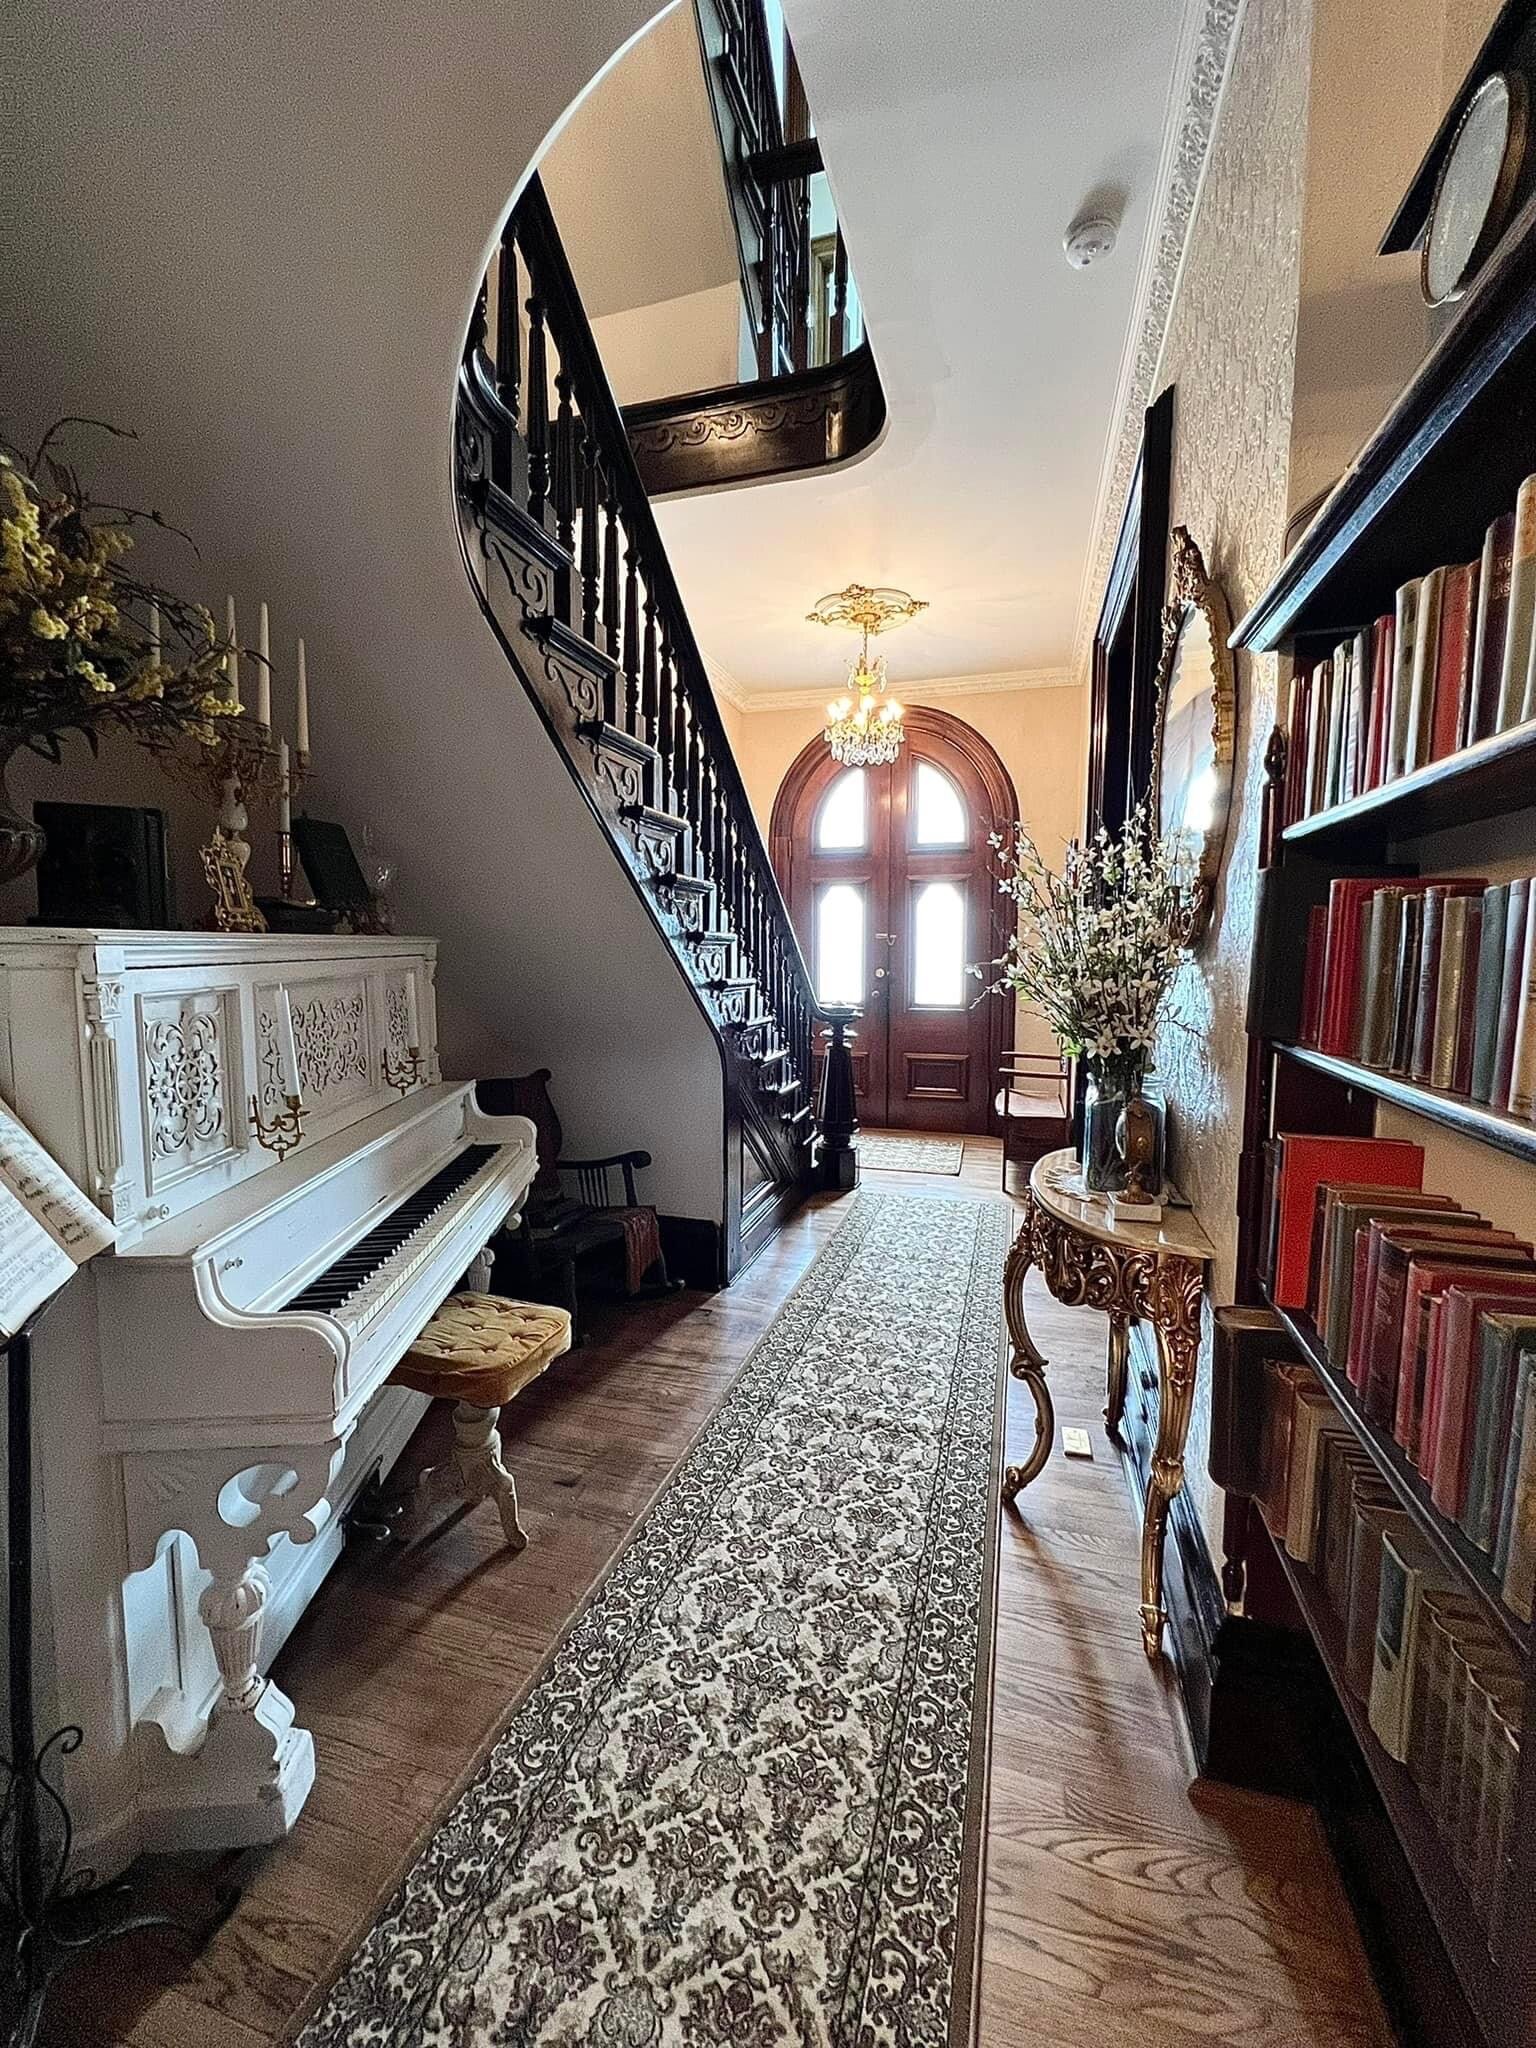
(817, 1008), (860, 1191)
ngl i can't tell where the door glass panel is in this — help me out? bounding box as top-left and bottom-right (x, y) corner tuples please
(815, 767), (867, 850)
(912, 881), (965, 1006)
(816, 883), (866, 1005)
(913, 760), (967, 846)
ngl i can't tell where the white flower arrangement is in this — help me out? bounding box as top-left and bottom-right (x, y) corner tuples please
(980, 797), (1192, 1089)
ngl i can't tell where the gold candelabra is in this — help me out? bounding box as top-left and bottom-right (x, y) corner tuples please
(382, 1045), (424, 1096)
(153, 720), (310, 931)
(248, 1091), (307, 1162)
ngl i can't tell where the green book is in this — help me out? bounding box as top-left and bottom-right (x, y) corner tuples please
(1471, 883), (1511, 1103)
(1463, 1314), (1536, 1552)
(1493, 1346), (1536, 1580)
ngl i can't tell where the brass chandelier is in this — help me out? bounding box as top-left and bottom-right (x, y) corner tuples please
(809, 583), (928, 766)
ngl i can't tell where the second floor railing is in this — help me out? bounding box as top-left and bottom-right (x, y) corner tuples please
(700, 0), (860, 379)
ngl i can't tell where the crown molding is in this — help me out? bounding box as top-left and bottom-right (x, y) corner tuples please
(1068, 0), (1245, 685)
(711, 666), (1077, 714)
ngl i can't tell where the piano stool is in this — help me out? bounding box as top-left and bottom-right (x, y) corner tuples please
(388, 1293), (573, 1550)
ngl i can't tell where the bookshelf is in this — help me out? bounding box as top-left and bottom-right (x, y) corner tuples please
(1233, 18), (1536, 2041)
(1276, 1548), (1503, 2046)
(1279, 716), (1536, 852)
(1265, 1294), (1527, 1660)
(1277, 1043), (1536, 1172)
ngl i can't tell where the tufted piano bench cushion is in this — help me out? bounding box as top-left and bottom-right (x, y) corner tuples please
(389, 1293), (572, 1411)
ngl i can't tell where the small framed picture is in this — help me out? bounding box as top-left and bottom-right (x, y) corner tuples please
(200, 835), (267, 934)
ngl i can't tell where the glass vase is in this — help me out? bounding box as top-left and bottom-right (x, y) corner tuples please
(1080, 1060), (1145, 1195)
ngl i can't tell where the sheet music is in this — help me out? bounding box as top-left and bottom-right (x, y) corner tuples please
(0, 1096), (114, 1337)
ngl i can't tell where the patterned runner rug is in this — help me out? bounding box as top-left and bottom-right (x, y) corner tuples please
(856, 1134), (965, 1174)
(297, 1191), (1008, 2048)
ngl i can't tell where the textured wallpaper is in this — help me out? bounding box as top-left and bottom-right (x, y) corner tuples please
(1151, 0), (1314, 1549)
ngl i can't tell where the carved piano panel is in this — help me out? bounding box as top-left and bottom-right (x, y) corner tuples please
(0, 932), (440, 1248)
(139, 986), (241, 1193)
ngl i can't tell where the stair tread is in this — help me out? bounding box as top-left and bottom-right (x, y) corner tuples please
(577, 719), (658, 765)
(529, 612), (620, 672)
(622, 804), (689, 837)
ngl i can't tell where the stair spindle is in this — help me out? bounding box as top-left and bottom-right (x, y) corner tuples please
(525, 294), (550, 524)
(495, 227), (521, 415)
(791, 182), (811, 375)
(552, 372), (577, 620)
(602, 490), (622, 678)
(580, 434), (601, 660)
(832, 228), (849, 364)
(688, 702), (706, 863)
(631, 571), (650, 749)
(671, 663), (688, 819)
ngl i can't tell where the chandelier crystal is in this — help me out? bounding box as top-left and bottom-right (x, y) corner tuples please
(808, 583), (927, 767)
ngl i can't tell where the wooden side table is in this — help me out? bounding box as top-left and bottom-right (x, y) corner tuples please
(1001, 1147), (1213, 1656)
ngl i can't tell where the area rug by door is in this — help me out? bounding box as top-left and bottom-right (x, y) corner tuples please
(856, 1133), (965, 1174)
(297, 1192), (1008, 2048)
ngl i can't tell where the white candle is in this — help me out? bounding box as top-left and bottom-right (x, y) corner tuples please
(224, 595), (239, 707)
(255, 601), (272, 728)
(405, 974), (420, 1050)
(276, 987), (302, 1100)
(278, 739), (291, 831)
(147, 599), (160, 667)
(296, 637), (310, 756)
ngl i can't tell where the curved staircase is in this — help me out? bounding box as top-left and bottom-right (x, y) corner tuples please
(454, 176), (836, 1276)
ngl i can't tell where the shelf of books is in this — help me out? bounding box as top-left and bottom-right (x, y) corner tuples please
(1236, 101), (1536, 2045)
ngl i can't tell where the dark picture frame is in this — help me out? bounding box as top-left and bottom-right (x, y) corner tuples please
(292, 817), (371, 914)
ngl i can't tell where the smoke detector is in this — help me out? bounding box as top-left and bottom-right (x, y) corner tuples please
(1063, 213), (1118, 269)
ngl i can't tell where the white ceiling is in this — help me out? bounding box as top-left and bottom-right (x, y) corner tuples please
(635, 0), (1194, 696)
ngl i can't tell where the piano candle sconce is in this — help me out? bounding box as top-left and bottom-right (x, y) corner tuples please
(383, 1045), (423, 1096)
(248, 1090), (307, 1161)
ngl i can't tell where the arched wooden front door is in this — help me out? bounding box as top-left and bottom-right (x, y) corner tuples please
(770, 707), (1017, 1133)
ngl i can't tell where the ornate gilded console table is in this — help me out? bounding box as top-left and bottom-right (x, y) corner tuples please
(1002, 1146), (1212, 1656)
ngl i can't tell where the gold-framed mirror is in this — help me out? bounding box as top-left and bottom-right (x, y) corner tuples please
(1151, 526), (1235, 945)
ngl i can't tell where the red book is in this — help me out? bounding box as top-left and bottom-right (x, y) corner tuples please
(1364, 614), (1394, 790)
(1430, 560), (1479, 761)
(1392, 1247), (1531, 1457)
(1469, 510), (1516, 745)
(1319, 878), (1383, 1056)
(1363, 1224), (1505, 1425)
(1272, 1134), (1423, 1310)
(1428, 1278), (1536, 1508)
(1300, 906), (1328, 1046)
(1345, 1205), (1468, 1387)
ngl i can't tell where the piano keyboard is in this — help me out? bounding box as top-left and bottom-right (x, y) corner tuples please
(285, 1144), (500, 1326)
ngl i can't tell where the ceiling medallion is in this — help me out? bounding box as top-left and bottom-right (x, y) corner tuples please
(808, 582), (928, 767)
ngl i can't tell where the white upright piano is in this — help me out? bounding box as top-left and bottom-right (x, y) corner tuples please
(0, 930), (536, 1870)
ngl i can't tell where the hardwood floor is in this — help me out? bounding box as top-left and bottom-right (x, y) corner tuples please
(49, 1136), (1390, 2047)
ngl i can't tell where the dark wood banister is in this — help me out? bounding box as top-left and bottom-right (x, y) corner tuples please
(509, 178), (819, 1015)
(462, 167), (852, 1182)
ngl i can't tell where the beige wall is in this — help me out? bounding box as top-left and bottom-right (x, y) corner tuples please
(591, 283), (746, 407)
(720, 679), (1086, 1056)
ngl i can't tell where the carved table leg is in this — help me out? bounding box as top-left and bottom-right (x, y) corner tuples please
(1002, 1201), (1054, 1502)
(1104, 1313), (1131, 1440)
(1139, 1257), (1203, 1657)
